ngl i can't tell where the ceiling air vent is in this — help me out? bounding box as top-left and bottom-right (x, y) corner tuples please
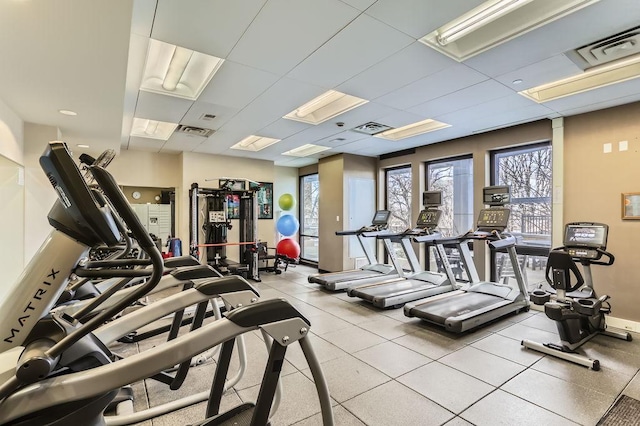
(351, 121), (394, 135)
(570, 26), (640, 69)
(175, 125), (215, 138)
(200, 113), (217, 121)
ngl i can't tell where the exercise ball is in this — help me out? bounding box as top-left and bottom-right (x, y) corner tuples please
(277, 238), (300, 260)
(278, 193), (296, 211)
(276, 214), (299, 237)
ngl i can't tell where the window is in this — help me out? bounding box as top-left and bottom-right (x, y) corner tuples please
(426, 156), (474, 281)
(385, 166), (412, 269)
(491, 143), (552, 290)
(300, 174), (319, 262)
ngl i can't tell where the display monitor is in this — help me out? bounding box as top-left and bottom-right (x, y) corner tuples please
(483, 185), (510, 206)
(416, 209), (441, 228)
(423, 191), (442, 207)
(477, 208), (510, 230)
(563, 223), (608, 248)
(371, 210), (391, 226)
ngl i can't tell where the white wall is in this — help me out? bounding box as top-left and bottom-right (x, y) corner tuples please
(23, 123), (59, 262)
(0, 98), (24, 165)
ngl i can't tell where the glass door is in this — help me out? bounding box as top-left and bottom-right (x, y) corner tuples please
(300, 174), (319, 262)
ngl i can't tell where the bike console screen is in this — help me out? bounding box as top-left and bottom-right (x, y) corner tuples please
(564, 223), (608, 249)
(416, 209), (441, 228)
(477, 208), (510, 231)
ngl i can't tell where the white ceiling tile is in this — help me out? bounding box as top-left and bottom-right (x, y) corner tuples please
(223, 77), (325, 133)
(543, 77), (640, 113)
(408, 80), (515, 118)
(130, 0), (156, 37)
(373, 110), (425, 128)
(557, 93), (640, 117)
(464, 0), (640, 77)
(375, 64), (488, 110)
(287, 14), (414, 88)
(197, 61), (280, 110)
(337, 42), (457, 100)
(494, 55), (583, 91)
(339, 0), (376, 11)
(274, 157), (319, 167)
(365, 0), (486, 38)
(181, 101), (239, 129)
(322, 101), (399, 129)
(258, 119), (310, 140)
(135, 91), (193, 123)
(463, 104), (554, 134)
(435, 94), (537, 127)
(160, 132), (206, 153)
(228, 0), (360, 75)
(127, 136), (164, 153)
(151, 0), (266, 58)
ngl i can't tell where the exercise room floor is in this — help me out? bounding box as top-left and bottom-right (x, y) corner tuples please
(113, 265), (640, 426)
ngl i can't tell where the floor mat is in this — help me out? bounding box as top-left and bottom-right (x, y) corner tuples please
(598, 395), (640, 426)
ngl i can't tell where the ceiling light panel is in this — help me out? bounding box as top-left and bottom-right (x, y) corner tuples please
(282, 144), (331, 157)
(420, 0), (600, 62)
(230, 135), (281, 152)
(520, 54), (640, 103)
(374, 119), (451, 141)
(284, 90), (368, 125)
(140, 39), (224, 100)
(130, 118), (178, 140)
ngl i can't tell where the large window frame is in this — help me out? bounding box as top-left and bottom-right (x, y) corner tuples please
(384, 165), (412, 269)
(489, 142), (552, 287)
(299, 173), (319, 263)
(425, 155), (474, 281)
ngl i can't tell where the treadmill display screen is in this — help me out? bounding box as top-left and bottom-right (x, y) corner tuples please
(416, 209), (441, 227)
(371, 210), (391, 226)
(423, 191), (442, 207)
(483, 186), (510, 206)
(477, 208), (510, 229)
(564, 224), (608, 248)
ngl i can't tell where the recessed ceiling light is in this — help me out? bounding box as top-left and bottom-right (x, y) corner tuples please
(374, 119), (451, 141)
(282, 144), (331, 157)
(140, 39), (224, 101)
(520, 54), (640, 103)
(512, 79), (524, 85)
(130, 118), (178, 140)
(284, 90), (368, 125)
(59, 109), (77, 116)
(77, 144), (90, 148)
(419, 0), (600, 61)
(230, 135), (281, 152)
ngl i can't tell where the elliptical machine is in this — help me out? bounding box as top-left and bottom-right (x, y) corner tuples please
(522, 222), (632, 370)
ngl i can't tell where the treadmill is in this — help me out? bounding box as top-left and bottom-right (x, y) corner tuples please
(307, 210), (400, 291)
(404, 186), (530, 333)
(347, 191), (463, 308)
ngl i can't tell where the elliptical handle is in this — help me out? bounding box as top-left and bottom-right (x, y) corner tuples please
(591, 248), (615, 266)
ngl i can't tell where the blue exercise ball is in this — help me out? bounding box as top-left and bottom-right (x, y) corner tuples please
(277, 214), (299, 237)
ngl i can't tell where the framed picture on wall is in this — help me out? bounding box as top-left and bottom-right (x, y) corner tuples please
(622, 193), (640, 219)
(226, 194), (240, 219)
(250, 182), (273, 219)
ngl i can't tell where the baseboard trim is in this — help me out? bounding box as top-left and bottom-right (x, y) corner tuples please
(606, 316), (640, 333)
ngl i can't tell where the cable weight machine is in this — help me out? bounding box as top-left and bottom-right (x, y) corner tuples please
(189, 181), (261, 281)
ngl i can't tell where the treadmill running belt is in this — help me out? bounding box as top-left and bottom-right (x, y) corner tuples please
(411, 292), (502, 325)
(308, 270), (379, 285)
(353, 280), (435, 299)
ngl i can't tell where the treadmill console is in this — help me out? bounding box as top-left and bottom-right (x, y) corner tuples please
(563, 222), (608, 259)
(483, 185), (510, 206)
(371, 210), (391, 227)
(416, 209), (441, 229)
(423, 191), (442, 207)
(477, 208), (510, 231)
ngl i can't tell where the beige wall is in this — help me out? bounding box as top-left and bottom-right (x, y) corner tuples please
(317, 154), (377, 272)
(378, 120), (552, 278)
(564, 102), (640, 322)
(318, 155), (344, 271)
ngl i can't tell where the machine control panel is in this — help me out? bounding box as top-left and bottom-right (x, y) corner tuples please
(564, 223), (608, 249)
(416, 209), (441, 228)
(477, 208), (510, 230)
(567, 248), (599, 259)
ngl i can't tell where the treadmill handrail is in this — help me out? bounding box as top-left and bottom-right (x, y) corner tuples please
(335, 225), (388, 236)
(412, 232), (444, 244)
(378, 228), (433, 240)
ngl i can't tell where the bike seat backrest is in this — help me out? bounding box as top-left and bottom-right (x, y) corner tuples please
(545, 250), (584, 292)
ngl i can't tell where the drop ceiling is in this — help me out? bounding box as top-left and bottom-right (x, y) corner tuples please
(1, 0), (640, 167)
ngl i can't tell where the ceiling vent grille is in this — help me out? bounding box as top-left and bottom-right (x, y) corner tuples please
(200, 113), (217, 121)
(351, 121), (394, 135)
(571, 26), (640, 69)
(175, 125), (215, 138)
